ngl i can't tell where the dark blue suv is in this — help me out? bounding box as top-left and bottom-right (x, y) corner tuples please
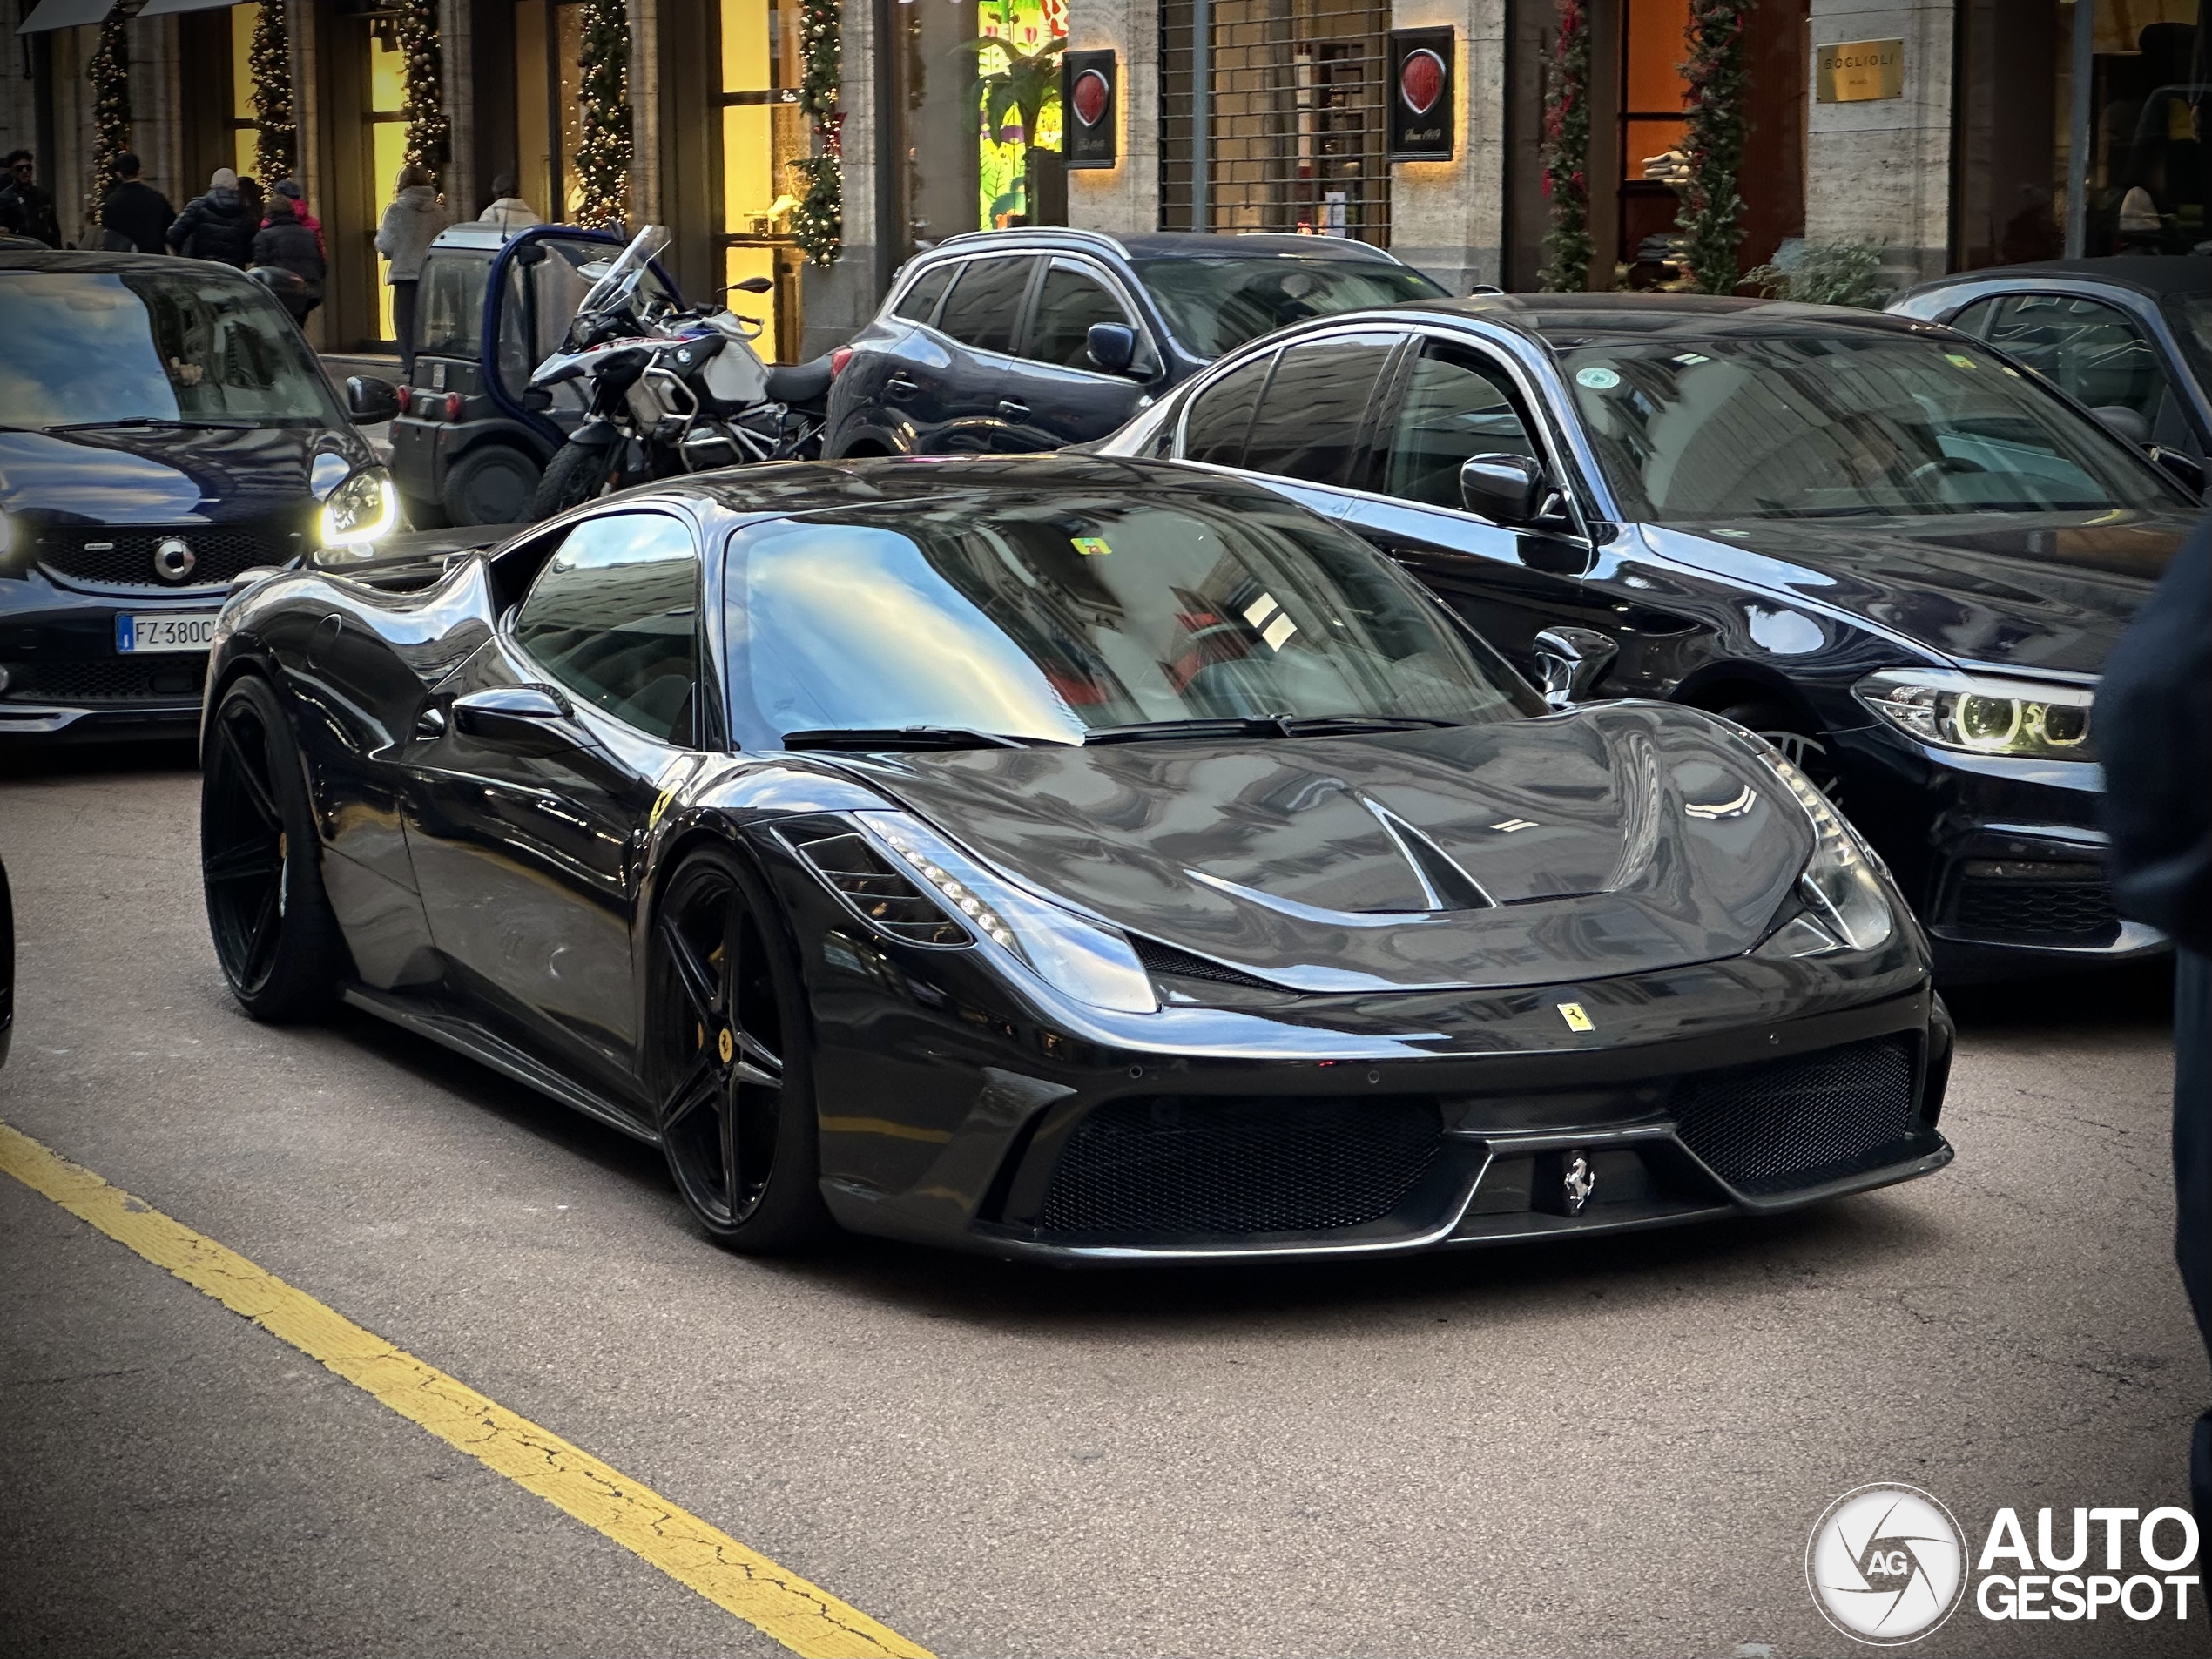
(822, 229), (1445, 457)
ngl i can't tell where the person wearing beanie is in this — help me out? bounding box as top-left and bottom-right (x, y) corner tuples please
(270, 179), (327, 262)
(167, 167), (256, 266)
(250, 192), (325, 324)
(99, 152), (173, 254)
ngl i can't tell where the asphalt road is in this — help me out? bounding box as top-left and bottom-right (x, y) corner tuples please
(1, 743), (2203, 1658)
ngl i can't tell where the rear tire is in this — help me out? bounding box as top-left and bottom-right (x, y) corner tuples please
(528, 441), (622, 519)
(441, 444), (541, 525)
(1714, 698), (1843, 801)
(200, 676), (348, 1021)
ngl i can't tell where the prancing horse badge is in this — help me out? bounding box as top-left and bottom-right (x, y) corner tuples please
(1556, 1001), (1595, 1032)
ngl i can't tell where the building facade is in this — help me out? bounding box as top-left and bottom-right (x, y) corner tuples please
(4, 0), (2207, 361)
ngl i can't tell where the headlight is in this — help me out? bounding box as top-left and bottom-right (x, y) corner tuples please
(1750, 747), (1894, 958)
(785, 812), (1157, 1013)
(1855, 668), (2094, 761)
(316, 467), (399, 555)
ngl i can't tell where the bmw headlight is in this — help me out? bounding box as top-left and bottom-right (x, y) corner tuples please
(1750, 748), (1894, 958)
(1855, 668), (2094, 761)
(794, 811), (1157, 1014)
(316, 467), (399, 556)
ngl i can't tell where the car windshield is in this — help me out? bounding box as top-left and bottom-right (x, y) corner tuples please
(2163, 292), (2212, 390)
(727, 488), (1533, 748)
(1561, 331), (2184, 522)
(0, 268), (345, 428)
(415, 250), (492, 361)
(1133, 256), (1445, 358)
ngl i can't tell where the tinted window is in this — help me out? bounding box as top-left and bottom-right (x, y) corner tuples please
(1382, 346), (1540, 507)
(1025, 266), (1131, 368)
(1131, 257), (1447, 358)
(1180, 354), (1272, 466)
(893, 262), (955, 323)
(1242, 335), (1395, 485)
(513, 513), (700, 744)
(416, 253), (491, 360)
(1966, 293), (2177, 433)
(934, 257), (1036, 353)
(730, 489), (1530, 746)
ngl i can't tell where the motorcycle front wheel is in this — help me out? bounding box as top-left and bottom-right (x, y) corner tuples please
(528, 441), (626, 519)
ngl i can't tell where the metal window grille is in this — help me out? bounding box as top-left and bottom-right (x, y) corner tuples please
(1158, 0), (1392, 244)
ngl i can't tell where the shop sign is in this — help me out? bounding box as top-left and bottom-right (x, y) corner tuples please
(1062, 51), (1117, 170)
(1386, 28), (1454, 161)
(1817, 38), (1905, 103)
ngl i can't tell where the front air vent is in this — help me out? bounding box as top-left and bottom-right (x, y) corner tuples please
(1129, 935), (1282, 990)
(786, 827), (970, 946)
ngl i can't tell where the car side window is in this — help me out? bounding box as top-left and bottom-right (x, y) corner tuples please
(934, 256), (1037, 354)
(1380, 343), (1542, 508)
(1179, 354), (1274, 466)
(512, 512), (701, 745)
(1024, 264), (1134, 368)
(1964, 293), (2178, 432)
(892, 263), (954, 324)
(1240, 334), (1397, 487)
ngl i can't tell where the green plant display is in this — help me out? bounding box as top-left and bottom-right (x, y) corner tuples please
(574, 0), (633, 229)
(248, 3), (297, 182)
(1675, 0), (1749, 295)
(961, 0), (1065, 228)
(1743, 242), (1894, 309)
(397, 0), (449, 179)
(1539, 0), (1592, 293)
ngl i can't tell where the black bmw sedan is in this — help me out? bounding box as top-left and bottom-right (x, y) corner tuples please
(0, 250), (394, 741)
(199, 456), (1948, 1260)
(1092, 293), (2199, 980)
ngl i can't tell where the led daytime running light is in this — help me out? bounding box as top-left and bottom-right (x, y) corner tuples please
(880, 832), (1022, 955)
(319, 470), (399, 551)
(1855, 669), (2094, 761)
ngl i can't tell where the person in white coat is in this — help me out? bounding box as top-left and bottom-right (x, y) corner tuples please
(478, 173), (543, 236)
(374, 163), (445, 375)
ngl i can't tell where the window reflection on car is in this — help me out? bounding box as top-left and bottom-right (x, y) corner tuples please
(1131, 257), (1445, 359)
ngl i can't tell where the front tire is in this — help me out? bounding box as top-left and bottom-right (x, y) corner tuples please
(649, 846), (832, 1252)
(200, 676), (347, 1021)
(528, 439), (622, 518)
(1716, 698), (1843, 801)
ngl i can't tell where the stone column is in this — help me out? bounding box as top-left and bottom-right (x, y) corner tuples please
(1064, 0), (1158, 238)
(1804, 0), (1955, 284)
(1386, 0), (1503, 292)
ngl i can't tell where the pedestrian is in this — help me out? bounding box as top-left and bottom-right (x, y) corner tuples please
(250, 192), (324, 326)
(270, 178), (326, 263)
(375, 162), (444, 375)
(0, 149), (62, 247)
(166, 167), (256, 266)
(2099, 516), (2212, 1557)
(236, 174), (265, 233)
(478, 172), (543, 234)
(99, 152), (174, 255)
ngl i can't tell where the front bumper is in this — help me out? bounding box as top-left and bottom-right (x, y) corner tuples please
(0, 573), (216, 742)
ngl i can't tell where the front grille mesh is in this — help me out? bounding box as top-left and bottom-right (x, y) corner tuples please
(3, 658), (207, 703)
(34, 523), (300, 590)
(1129, 935), (1280, 989)
(1037, 1095), (1440, 1238)
(1952, 879), (2119, 945)
(1672, 1036), (1917, 1195)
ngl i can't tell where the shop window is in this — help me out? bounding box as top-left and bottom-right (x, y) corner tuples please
(368, 24), (408, 342)
(230, 5), (260, 179)
(718, 0), (806, 361)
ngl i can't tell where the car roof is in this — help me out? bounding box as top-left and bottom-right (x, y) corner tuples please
(0, 247), (263, 278)
(1358, 291), (1937, 347)
(928, 227), (1408, 266)
(1898, 255), (2212, 302)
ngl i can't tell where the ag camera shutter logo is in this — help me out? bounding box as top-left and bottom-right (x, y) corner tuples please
(1807, 1484), (1968, 1644)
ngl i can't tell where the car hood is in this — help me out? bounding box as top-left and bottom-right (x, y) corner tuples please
(0, 423), (371, 525)
(1641, 509), (2189, 676)
(837, 704), (1815, 993)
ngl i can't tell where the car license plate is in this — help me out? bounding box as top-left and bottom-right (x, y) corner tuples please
(117, 613), (219, 654)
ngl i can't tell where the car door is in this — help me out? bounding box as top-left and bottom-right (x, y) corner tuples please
(1180, 327), (1403, 521)
(996, 258), (1154, 448)
(404, 509), (705, 1092)
(911, 253), (1042, 453)
(833, 260), (959, 454)
(1334, 334), (1618, 669)
(1950, 290), (2209, 460)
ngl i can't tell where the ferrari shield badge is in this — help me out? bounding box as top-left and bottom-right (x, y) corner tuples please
(1556, 1001), (1595, 1033)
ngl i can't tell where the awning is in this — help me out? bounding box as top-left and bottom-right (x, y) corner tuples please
(16, 0), (120, 33)
(135, 0), (251, 17)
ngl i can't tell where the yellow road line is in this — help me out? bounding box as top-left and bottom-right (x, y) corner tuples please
(0, 1120), (931, 1659)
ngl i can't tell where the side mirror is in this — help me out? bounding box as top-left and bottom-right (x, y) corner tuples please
(451, 684), (577, 752)
(1532, 626), (1619, 711)
(1086, 321), (1138, 374)
(731, 274), (775, 295)
(2090, 404), (2153, 448)
(1459, 453), (1550, 527)
(2150, 444), (2209, 497)
(346, 375), (401, 423)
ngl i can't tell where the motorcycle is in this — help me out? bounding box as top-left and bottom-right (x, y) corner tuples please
(525, 224), (837, 517)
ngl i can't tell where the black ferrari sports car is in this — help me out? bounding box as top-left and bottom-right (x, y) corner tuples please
(200, 455), (1952, 1260)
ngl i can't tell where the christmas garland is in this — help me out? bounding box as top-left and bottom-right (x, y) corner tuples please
(397, 0), (449, 181)
(84, 13), (129, 239)
(788, 0), (841, 266)
(573, 0), (632, 227)
(248, 1), (297, 181)
(1676, 0), (1749, 294)
(1537, 0), (1592, 292)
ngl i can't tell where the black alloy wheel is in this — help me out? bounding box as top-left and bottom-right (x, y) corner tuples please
(650, 846), (830, 1251)
(1716, 698), (1844, 805)
(200, 676), (347, 1020)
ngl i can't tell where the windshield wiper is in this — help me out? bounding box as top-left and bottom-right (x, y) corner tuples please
(779, 726), (1046, 752)
(44, 417), (260, 433)
(1083, 713), (1463, 745)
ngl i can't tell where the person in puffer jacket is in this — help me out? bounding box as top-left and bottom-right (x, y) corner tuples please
(374, 163), (447, 374)
(167, 167), (256, 266)
(251, 193), (325, 323)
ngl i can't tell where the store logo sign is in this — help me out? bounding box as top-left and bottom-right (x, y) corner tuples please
(1399, 48), (1445, 117)
(1385, 28), (1454, 161)
(1072, 67), (1109, 128)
